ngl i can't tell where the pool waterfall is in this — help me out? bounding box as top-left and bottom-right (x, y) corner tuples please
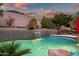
(34, 31), (41, 38)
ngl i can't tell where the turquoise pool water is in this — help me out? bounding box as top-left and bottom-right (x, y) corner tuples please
(16, 36), (78, 56)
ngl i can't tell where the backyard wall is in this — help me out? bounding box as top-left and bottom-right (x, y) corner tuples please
(0, 29), (57, 41)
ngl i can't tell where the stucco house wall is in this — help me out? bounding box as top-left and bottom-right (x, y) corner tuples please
(2, 12), (30, 28)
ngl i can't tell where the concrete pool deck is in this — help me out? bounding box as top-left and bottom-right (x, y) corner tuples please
(50, 35), (78, 38)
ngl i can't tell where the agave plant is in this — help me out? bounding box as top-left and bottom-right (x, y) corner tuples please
(0, 40), (31, 56)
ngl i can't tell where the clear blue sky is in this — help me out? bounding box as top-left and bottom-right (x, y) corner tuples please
(4, 3), (79, 14)
(23, 3), (78, 12)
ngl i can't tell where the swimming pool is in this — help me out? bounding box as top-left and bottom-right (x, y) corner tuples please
(15, 36), (78, 56)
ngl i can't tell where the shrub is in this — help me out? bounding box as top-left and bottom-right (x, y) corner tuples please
(28, 18), (37, 30)
(41, 17), (53, 29)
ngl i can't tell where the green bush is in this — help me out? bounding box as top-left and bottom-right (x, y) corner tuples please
(41, 17), (53, 29)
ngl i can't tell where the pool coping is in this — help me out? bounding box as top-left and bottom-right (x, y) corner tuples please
(50, 34), (78, 39)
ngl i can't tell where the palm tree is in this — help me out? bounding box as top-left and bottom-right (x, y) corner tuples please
(0, 40), (31, 56)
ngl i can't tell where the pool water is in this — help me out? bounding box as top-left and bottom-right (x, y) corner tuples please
(16, 36), (78, 56)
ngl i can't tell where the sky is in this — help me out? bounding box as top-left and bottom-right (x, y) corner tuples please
(3, 3), (79, 10)
(1, 3), (79, 27)
(1, 3), (79, 15)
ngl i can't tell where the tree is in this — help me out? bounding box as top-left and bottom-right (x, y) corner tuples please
(28, 18), (37, 30)
(41, 17), (53, 29)
(0, 41), (31, 56)
(0, 3), (4, 16)
(52, 13), (73, 29)
(0, 10), (3, 16)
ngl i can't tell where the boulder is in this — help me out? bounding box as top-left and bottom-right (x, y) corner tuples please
(48, 49), (70, 56)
